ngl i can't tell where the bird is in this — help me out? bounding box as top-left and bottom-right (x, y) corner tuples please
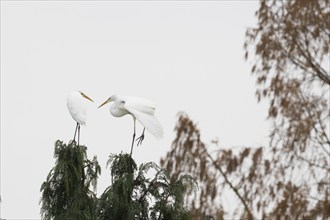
(98, 94), (163, 155)
(67, 91), (94, 146)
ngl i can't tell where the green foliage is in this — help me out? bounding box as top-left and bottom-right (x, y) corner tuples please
(40, 142), (196, 220)
(98, 153), (197, 220)
(98, 153), (137, 219)
(40, 140), (101, 220)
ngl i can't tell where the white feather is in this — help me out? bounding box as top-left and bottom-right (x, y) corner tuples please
(122, 96), (156, 115)
(102, 94), (163, 140)
(67, 91), (87, 125)
(125, 104), (163, 139)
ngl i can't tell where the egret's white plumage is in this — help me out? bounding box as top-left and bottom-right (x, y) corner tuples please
(67, 91), (94, 144)
(98, 94), (163, 154)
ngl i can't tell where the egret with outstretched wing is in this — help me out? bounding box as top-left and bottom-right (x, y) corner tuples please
(98, 95), (163, 155)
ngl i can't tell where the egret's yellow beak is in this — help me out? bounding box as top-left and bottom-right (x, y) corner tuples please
(98, 98), (111, 108)
(81, 92), (94, 103)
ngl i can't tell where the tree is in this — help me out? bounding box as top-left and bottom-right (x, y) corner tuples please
(161, 0), (329, 219)
(161, 113), (248, 220)
(40, 141), (196, 220)
(40, 140), (101, 220)
(98, 153), (197, 220)
(243, 0), (329, 218)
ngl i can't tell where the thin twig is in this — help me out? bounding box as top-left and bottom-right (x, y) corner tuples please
(202, 147), (253, 219)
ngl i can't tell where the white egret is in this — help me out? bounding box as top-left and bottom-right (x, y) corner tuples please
(98, 95), (163, 155)
(67, 91), (94, 145)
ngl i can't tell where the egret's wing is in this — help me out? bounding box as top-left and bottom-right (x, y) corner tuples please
(67, 105), (86, 125)
(67, 92), (87, 125)
(123, 96), (156, 115)
(73, 113), (86, 126)
(125, 104), (163, 139)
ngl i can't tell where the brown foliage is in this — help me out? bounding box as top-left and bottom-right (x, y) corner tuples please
(244, 0), (330, 217)
(243, 1), (329, 217)
(161, 111), (329, 219)
(161, 113), (254, 219)
(160, 113), (224, 220)
(161, 0), (329, 218)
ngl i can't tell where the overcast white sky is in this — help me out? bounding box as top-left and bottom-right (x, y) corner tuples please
(1, 1), (269, 219)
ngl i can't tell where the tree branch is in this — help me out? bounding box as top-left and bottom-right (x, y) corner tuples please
(203, 148), (253, 220)
(138, 170), (162, 204)
(294, 152), (330, 171)
(294, 38), (330, 85)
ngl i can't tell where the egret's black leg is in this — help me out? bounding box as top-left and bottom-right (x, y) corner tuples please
(136, 128), (145, 146)
(73, 122), (79, 144)
(130, 118), (136, 156)
(77, 124), (81, 146)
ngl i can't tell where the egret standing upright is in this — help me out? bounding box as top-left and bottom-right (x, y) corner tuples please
(98, 95), (163, 155)
(67, 91), (94, 145)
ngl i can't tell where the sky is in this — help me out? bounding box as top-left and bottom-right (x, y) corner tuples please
(1, 1), (269, 219)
